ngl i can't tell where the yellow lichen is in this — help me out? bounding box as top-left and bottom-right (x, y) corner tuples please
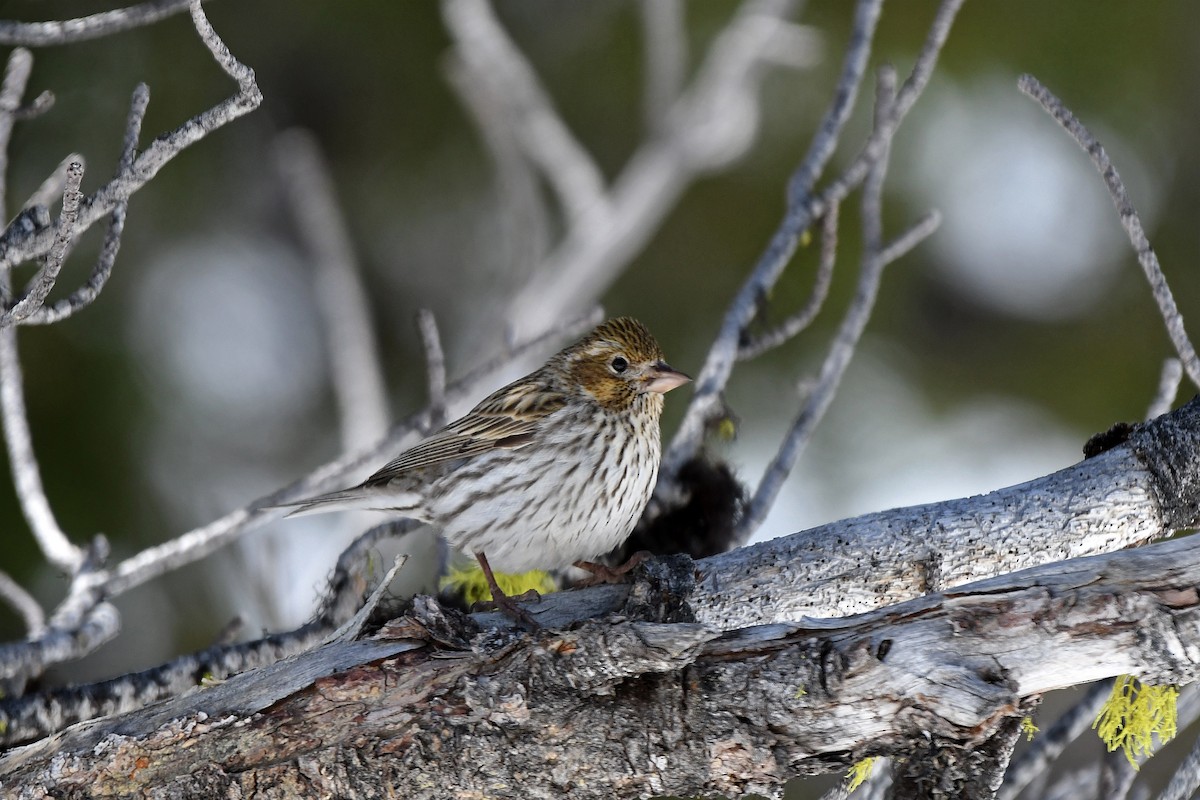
(1020, 716), (1039, 741)
(846, 757), (877, 792)
(439, 562), (557, 606)
(1093, 674), (1178, 768)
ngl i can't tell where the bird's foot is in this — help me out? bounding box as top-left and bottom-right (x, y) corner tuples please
(471, 589), (541, 629)
(472, 552), (541, 630)
(573, 551), (652, 587)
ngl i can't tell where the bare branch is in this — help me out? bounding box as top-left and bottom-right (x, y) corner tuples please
(0, 48), (33, 217)
(640, 0), (688, 134)
(20, 86), (146, 326)
(0, 0), (261, 271)
(0, 0), (201, 47)
(737, 200), (840, 361)
(1018, 74), (1200, 392)
(11, 532), (1200, 795)
(3, 160), (84, 325)
(663, 0), (961, 493)
(327, 555), (407, 646)
(0, 535), (116, 686)
(417, 308), (447, 429)
(1146, 358), (1183, 421)
(506, 0), (820, 334)
(878, 209), (941, 266)
(21, 152), (82, 212)
(0, 570), (43, 637)
(274, 129), (390, 451)
(0, 602), (118, 687)
(0, 49), (80, 573)
(441, 0), (608, 224)
(736, 66), (898, 542)
(662, 0), (885, 480)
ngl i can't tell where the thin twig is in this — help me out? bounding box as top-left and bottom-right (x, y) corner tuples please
(3, 160), (84, 324)
(1146, 358), (1182, 421)
(0, 570), (43, 636)
(0, 0), (200, 47)
(22, 87), (146, 326)
(640, 0), (688, 135)
(0, 536), (116, 684)
(738, 200), (840, 361)
(441, 0), (608, 224)
(662, 0), (885, 481)
(417, 309), (447, 429)
(736, 65), (898, 542)
(0, 49), (32, 218)
(0, 50), (80, 573)
(0, 1), (261, 271)
(274, 129), (390, 451)
(505, 0), (817, 335)
(9, 90), (53, 122)
(21, 153), (83, 212)
(878, 210), (941, 265)
(816, 0), (964, 213)
(662, 0), (962, 487)
(328, 555), (407, 645)
(0, 601), (118, 686)
(1018, 74), (1200, 391)
(442, 54), (551, 276)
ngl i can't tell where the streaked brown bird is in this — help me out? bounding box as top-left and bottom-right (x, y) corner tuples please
(288, 317), (690, 625)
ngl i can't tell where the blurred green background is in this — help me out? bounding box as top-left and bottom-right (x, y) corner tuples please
(0, 0), (1196, 792)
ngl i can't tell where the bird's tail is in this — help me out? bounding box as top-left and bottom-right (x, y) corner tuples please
(277, 487), (425, 519)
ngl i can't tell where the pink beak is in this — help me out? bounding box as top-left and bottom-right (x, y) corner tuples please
(645, 361), (691, 394)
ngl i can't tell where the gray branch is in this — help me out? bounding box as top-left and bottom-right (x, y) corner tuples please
(0, 570), (43, 636)
(417, 308), (447, 429)
(1018, 74), (1200, 391)
(0, 0), (202, 47)
(275, 129), (391, 451)
(0, 0), (261, 272)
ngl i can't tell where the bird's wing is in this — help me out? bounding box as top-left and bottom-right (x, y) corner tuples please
(362, 377), (568, 486)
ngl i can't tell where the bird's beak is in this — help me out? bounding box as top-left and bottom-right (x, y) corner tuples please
(645, 361), (691, 394)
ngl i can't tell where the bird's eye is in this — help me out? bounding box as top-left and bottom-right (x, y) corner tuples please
(610, 356), (629, 373)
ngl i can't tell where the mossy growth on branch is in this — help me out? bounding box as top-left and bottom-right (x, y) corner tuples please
(1093, 674), (1178, 768)
(439, 562), (557, 607)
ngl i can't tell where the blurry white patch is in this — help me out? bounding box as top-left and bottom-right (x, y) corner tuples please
(896, 76), (1159, 321)
(128, 237), (324, 426)
(748, 348), (1082, 543)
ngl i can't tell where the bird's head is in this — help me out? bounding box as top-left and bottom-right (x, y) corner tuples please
(561, 317), (691, 411)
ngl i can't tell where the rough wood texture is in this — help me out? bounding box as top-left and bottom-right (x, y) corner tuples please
(3, 398), (1200, 798)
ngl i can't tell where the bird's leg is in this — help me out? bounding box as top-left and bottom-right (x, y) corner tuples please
(573, 550), (652, 587)
(471, 552), (541, 630)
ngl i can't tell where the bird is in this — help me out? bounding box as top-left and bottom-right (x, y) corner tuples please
(286, 317), (690, 626)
